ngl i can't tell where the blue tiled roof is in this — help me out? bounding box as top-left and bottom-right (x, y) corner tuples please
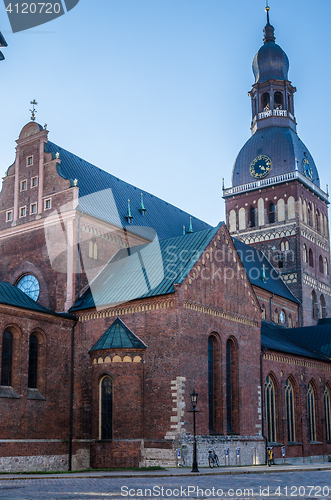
(233, 238), (300, 304)
(261, 321), (330, 362)
(46, 141), (211, 240)
(71, 224), (221, 311)
(280, 323), (331, 359)
(90, 318), (147, 351)
(232, 127), (320, 188)
(0, 281), (74, 319)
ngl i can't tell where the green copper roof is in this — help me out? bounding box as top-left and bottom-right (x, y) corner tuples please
(0, 281), (74, 319)
(90, 317), (147, 351)
(71, 224), (221, 311)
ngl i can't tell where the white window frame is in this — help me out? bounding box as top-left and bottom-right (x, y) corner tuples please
(30, 203), (37, 215)
(6, 210), (13, 222)
(31, 176), (38, 188)
(19, 206), (26, 218)
(44, 198), (52, 211)
(20, 179), (27, 191)
(27, 156), (33, 166)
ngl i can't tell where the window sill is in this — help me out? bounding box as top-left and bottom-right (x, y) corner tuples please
(287, 442), (303, 446)
(309, 441), (323, 445)
(27, 388), (46, 401)
(0, 386), (21, 399)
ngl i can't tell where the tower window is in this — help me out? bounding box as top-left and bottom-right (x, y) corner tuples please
(278, 253), (284, 268)
(312, 290), (318, 320)
(319, 255), (323, 274)
(262, 92), (270, 110)
(274, 91), (283, 109)
(100, 376), (113, 440)
(309, 248), (314, 268)
(1, 330), (13, 387)
(28, 334), (38, 389)
(268, 203), (275, 224)
(303, 245), (308, 263)
(250, 207), (256, 228)
(27, 156), (33, 166)
(320, 295), (327, 319)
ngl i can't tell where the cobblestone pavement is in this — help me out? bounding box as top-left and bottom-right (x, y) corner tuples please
(0, 470), (331, 500)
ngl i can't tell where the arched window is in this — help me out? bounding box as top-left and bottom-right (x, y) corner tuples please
(89, 240), (98, 260)
(324, 386), (331, 441)
(28, 334), (38, 389)
(261, 304), (266, 320)
(229, 210), (236, 233)
(100, 376), (113, 440)
(94, 243), (98, 260)
(320, 295), (327, 319)
(288, 315), (293, 328)
(250, 207), (256, 228)
(208, 336), (216, 432)
(307, 204), (312, 226)
(1, 330), (12, 386)
(324, 258), (328, 276)
(278, 253), (284, 268)
(303, 245), (307, 263)
(285, 378), (295, 442)
(274, 91), (283, 109)
(316, 210), (320, 232)
(226, 338), (238, 434)
(274, 309), (279, 323)
(262, 92), (270, 110)
(319, 255), (324, 274)
(268, 203), (275, 224)
(303, 200), (307, 223)
(307, 382), (316, 442)
(312, 290), (318, 320)
(309, 248), (314, 268)
(265, 375), (276, 443)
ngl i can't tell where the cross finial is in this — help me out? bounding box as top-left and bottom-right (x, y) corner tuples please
(30, 100), (38, 121)
(265, 0), (270, 24)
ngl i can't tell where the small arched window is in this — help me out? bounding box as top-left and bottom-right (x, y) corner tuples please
(274, 309), (279, 324)
(309, 248), (314, 268)
(274, 91), (283, 109)
(261, 305), (266, 320)
(303, 245), (307, 263)
(1, 330), (12, 387)
(250, 207), (256, 228)
(265, 375), (277, 443)
(324, 258), (328, 276)
(288, 315), (293, 328)
(312, 290), (318, 320)
(324, 386), (331, 442)
(28, 334), (38, 389)
(319, 255), (324, 274)
(285, 378), (295, 442)
(307, 382), (316, 442)
(320, 295), (327, 319)
(100, 376), (113, 440)
(307, 204), (312, 226)
(268, 203), (275, 224)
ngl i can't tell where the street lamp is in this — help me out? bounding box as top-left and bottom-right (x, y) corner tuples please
(189, 389), (199, 473)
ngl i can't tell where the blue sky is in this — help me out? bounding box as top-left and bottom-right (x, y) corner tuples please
(0, 0), (330, 227)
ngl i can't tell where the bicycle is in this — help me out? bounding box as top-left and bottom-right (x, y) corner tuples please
(208, 448), (220, 468)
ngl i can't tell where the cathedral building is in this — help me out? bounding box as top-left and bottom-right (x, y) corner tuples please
(0, 10), (331, 471)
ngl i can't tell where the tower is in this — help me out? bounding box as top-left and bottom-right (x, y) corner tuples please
(223, 8), (331, 327)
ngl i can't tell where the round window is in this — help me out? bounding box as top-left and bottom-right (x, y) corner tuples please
(16, 275), (40, 301)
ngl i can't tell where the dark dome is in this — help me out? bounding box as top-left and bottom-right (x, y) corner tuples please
(253, 23), (289, 83)
(232, 127), (320, 188)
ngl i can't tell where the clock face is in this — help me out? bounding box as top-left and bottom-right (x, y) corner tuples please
(303, 159), (313, 180)
(17, 274), (40, 301)
(250, 155), (272, 179)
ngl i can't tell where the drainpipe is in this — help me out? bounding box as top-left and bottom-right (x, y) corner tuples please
(260, 348), (268, 464)
(69, 317), (78, 471)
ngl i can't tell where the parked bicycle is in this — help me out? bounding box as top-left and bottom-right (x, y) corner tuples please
(208, 448), (220, 468)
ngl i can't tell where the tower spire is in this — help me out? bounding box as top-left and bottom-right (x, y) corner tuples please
(263, 2), (275, 43)
(265, 1), (270, 24)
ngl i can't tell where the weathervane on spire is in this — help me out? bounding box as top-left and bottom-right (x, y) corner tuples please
(265, 0), (270, 24)
(30, 100), (38, 121)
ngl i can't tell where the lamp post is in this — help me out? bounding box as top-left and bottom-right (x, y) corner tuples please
(189, 389), (199, 473)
